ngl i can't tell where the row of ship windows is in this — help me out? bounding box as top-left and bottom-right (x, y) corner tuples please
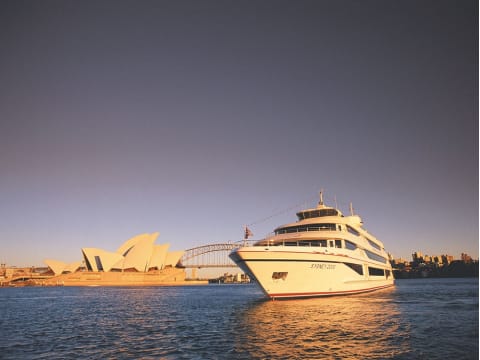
(275, 223), (382, 251)
(272, 267), (391, 280)
(275, 223), (338, 234)
(345, 263), (392, 277)
(296, 209), (340, 220)
(268, 239), (387, 263)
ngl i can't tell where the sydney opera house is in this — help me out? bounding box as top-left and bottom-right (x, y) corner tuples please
(43, 232), (190, 286)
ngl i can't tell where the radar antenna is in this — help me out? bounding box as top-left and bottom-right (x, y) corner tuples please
(318, 190), (324, 206)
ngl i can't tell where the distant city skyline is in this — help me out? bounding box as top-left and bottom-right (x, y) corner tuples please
(0, 0), (477, 271)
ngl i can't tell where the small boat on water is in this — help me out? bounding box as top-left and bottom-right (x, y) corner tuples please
(229, 192), (395, 299)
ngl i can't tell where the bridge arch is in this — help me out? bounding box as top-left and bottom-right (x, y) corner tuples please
(179, 243), (241, 268)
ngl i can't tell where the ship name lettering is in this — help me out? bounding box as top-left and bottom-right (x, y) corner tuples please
(310, 263), (336, 270)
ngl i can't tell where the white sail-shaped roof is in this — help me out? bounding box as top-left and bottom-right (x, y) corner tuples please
(149, 243), (170, 270)
(44, 259), (68, 275)
(46, 232), (183, 274)
(82, 248), (124, 272)
(64, 261), (82, 274)
(121, 235), (156, 272)
(116, 232), (159, 256)
(45, 260), (82, 275)
(164, 250), (185, 267)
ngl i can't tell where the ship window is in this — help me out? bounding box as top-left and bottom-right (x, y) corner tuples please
(335, 240), (342, 248)
(345, 263), (363, 275)
(365, 250), (387, 263)
(282, 240), (332, 247)
(345, 240), (357, 250)
(368, 267), (385, 276)
(296, 209), (339, 220)
(308, 240), (327, 247)
(272, 272), (288, 280)
(319, 224), (336, 231)
(386, 270), (391, 279)
(323, 209), (338, 216)
(367, 239), (381, 251)
(346, 225), (360, 236)
(275, 223), (337, 235)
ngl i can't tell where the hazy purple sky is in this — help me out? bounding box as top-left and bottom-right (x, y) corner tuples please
(1, 0), (478, 268)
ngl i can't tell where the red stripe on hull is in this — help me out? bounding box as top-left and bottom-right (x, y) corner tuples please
(268, 283), (394, 299)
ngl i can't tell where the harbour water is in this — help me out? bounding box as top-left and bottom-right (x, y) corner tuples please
(0, 278), (477, 359)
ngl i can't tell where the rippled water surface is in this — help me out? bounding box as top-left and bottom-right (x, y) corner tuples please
(0, 278), (477, 359)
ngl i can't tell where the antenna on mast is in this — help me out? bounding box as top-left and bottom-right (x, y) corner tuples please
(349, 202), (355, 216)
(318, 189), (324, 206)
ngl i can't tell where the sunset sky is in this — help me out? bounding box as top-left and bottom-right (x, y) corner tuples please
(0, 0), (477, 270)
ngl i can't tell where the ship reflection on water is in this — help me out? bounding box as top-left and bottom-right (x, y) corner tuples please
(233, 287), (410, 359)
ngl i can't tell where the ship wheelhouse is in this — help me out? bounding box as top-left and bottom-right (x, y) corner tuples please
(252, 196), (389, 265)
(296, 208), (342, 220)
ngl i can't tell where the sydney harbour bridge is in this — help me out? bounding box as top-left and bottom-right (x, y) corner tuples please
(178, 242), (246, 269)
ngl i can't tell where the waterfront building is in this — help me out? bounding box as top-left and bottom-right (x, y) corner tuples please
(393, 258), (409, 266)
(39, 232), (190, 286)
(82, 232), (184, 273)
(412, 251), (423, 262)
(412, 251), (456, 266)
(45, 232), (183, 275)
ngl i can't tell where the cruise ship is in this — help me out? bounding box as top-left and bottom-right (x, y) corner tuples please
(229, 193), (394, 299)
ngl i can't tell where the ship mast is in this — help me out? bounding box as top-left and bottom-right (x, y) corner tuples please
(318, 190), (324, 206)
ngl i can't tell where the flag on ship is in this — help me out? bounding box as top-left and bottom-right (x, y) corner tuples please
(244, 226), (253, 239)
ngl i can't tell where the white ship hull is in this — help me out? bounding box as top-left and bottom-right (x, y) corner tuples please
(230, 246), (394, 299)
